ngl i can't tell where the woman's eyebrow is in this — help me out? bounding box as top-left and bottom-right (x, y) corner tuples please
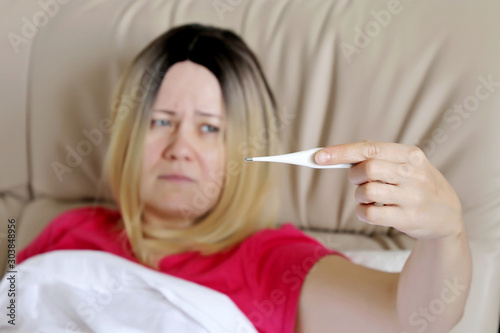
(152, 109), (221, 119)
(152, 109), (177, 116)
(195, 110), (222, 119)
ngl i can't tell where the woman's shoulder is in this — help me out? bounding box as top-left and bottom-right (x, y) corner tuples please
(234, 223), (344, 332)
(45, 205), (124, 241)
(241, 222), (348, 266)
(17, 205), (122, 264)
(49, 205), (121, 229)
(239, 222), (342, 263)
(246, 222), (326, 247)
(57, 205), (120, 218)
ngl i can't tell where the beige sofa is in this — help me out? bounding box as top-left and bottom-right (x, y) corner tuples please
(1, 0), (499, 331)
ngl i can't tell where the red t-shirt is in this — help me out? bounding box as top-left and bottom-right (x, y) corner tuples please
(18, 206), (345, 333)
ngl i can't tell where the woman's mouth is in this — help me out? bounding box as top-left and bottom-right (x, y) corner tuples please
(158, 174), (196, 183)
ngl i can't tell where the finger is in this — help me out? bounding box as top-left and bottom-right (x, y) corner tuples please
(355, 204), (404, 227)
(315, 141), (424, 165)
(354, 181), (403, 206)
(348, 159), (404, 186)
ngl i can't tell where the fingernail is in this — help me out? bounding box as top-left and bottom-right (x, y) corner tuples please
(315, 151), (330, 164)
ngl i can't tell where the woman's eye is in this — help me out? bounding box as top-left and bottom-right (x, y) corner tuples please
(201, 124), (219, 133)
(151, 119), (171, 127)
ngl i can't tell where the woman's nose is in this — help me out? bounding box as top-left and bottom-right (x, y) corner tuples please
(163, 129), (195, 162)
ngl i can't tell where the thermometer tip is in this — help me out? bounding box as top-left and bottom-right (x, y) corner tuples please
(245, 157), (253, 161)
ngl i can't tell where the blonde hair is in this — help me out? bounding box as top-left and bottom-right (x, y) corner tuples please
(103, 23), (282, 266)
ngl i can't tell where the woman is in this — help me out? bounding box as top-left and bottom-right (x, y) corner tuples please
(18, 23), (472, 332)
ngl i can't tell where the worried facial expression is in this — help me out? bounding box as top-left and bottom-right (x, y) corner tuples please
(140, 60), (226, 227)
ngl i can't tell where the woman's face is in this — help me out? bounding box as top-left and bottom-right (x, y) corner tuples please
(140, 60), (226, 228)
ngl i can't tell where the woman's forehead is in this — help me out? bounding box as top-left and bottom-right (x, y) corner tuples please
(153, 61), (224, 116)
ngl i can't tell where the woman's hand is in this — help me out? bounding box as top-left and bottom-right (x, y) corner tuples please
(315, 141), (464, 240)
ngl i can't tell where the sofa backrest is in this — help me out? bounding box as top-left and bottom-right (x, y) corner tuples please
(1, 0), (499, 252)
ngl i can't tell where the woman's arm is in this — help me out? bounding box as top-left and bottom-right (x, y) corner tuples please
(295, 142), (472, 333)
(296, 256), (400, 332)
(397, 225), (471, 332)
(296, 231), (471, 332)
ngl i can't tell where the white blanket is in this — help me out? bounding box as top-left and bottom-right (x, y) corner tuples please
(0, 250), (257, 333)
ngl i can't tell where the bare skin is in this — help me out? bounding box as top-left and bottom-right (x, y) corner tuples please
(295, 142), (472, 333)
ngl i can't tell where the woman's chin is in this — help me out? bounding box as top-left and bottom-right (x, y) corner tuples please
(152, 202), (207, 220)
